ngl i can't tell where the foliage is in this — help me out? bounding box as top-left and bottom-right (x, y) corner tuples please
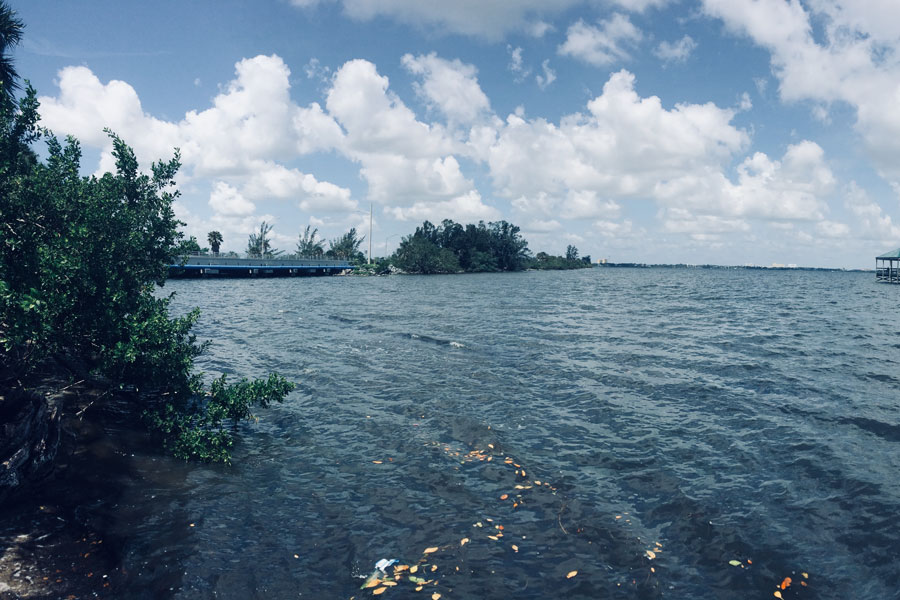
(0, 85), (293, 462)
(394, 235), (460, 274)
(0, 1), (23, 107)
(177, 235), (206, 255)
(566, 245), (579, 261)
(393, 219), (530, 274)
(146, 373), (294, 463)
(246, 220), (282, 258)
(296, 224), (324, 258)
(207, 230), (223, 254)
(327, 227), (366, 263)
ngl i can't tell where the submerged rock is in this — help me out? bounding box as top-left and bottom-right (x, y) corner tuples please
(0, 387), (60, 506)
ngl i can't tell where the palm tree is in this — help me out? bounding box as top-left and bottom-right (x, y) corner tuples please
(296, 225), (324, 258)
(207, 230), (223, 255)
(0, 2), (24, 106)
(246, 221), (282, 258)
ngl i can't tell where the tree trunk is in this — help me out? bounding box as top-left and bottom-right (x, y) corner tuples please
(0, 387), (60, 506)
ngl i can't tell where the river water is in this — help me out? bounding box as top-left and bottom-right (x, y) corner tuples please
(25, 268), (900, 599)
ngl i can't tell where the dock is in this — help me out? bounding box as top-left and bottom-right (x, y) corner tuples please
(876, 249), (900, 283)
(167, 255), (353, 278)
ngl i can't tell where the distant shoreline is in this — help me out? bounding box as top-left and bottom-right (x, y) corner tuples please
(597, 263), (870, 272)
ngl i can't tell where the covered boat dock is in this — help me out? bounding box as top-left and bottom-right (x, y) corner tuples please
(876, 249), (900, 283)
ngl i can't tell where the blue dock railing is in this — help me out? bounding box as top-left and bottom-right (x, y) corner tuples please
(168, 254), (353, 278)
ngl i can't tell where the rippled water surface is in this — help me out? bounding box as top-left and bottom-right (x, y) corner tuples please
(117, 269), (900, 598)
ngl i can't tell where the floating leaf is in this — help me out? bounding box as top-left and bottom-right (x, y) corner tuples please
(410, 565), (418, 574)
(364, 579), (381, 588)
(780, 577), (792, 590)
(773, 592), (782, 599)
(801, 572), (808, 579)
(382, 581), (397, 587)
(432, 594), (441, 600)
(372, 460), (382, 464)
(424, 547), (439, 554)
(728, 560), (741, 567)
(416, 586), (423, 591)
(372, 587), (387, 595)
(512, 544), (519, 552)
(535, 480), (542, 485)
(431, 565), (437, 572)
(461, 538), (470, 546)
(488, 535), (499, 541)
(500, 494), (509, 500)
(566, 570), (578, 579)
(646, 551), (656, 560)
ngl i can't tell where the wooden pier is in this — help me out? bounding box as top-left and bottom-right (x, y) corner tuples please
(876, 249), (900, 283)
(167, 255), (353, 278)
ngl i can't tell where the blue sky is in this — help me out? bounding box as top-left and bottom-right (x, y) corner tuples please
(10, 0), (900, 268)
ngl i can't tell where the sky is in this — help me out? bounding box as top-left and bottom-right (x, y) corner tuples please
(9, 0), (900, 268)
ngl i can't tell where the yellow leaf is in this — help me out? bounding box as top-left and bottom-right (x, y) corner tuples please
(802, 572), (808, 579)
(646, 550), (656, 560)
(394, 565), (409, 572)
(567, 570), (578, 579)
(460, 538), (470, 546)
(365, 579), (381, 588)
(488, 535), (499, 541)
(535, 480), (542, 485)
(415, 586), (423, 591)
(372, 460), (382, 464)
(773, 592), (782, 599)
(432, 594), (441, 600)
(431, 565), (437, 572)
(372, 587), (387, 595)
(410, 565), (418, 574)
(382, 581), (397, 587)
(424, 547), (439, 554)
(512, 544), (519, 552)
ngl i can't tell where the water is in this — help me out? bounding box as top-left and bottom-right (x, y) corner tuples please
(14, 268), (900, 599)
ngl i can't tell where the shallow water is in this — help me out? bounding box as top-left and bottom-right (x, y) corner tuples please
(27, 268), (900, 599)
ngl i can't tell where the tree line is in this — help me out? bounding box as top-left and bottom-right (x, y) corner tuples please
(188, 218), (590, 274)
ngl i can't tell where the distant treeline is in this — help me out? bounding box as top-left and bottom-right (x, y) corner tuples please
(390, 219), (592, 274)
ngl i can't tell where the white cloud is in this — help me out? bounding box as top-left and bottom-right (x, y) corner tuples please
(844, 182), (900, 241)
(559, 14), (643, 66)
(701, 0), (900, 192)
(609, 0), (671, 11)
(654, 35), (697, 63)
(332, 0), (588, 40)
(536, 60), (557, 90)
(489, 70), (747, 212)
(387, 190), (499, 222)
(401, 53), (492, 126)
(507, 46), (531, 82)
(243, 164), (357, 212)
(209, 181), (255, 215)
(815, 220), (850, 238)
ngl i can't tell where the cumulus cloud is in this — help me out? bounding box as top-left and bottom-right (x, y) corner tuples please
(654, 35), (698, 63)
(401, 53), (492, 126)
(489, 70), (747, 215)
(209, 181), (255, 216)
(558, 14), (643, 66)
(701, 0), (900, 193)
